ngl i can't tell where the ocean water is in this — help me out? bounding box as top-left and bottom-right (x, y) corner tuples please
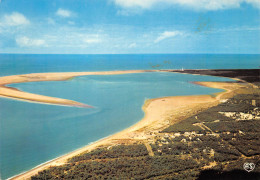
(0, 54), (259, 77)
(0, 54), (259, 179)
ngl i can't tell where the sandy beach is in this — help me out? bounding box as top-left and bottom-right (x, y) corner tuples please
(3, 70), (247, 180)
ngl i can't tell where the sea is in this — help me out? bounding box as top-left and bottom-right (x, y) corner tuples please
(0, 54), (259, 179)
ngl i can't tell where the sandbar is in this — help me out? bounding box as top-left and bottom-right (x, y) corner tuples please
(0, 70), (154, 107)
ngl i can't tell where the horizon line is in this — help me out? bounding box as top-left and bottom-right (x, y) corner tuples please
(0, 53), (260, 55)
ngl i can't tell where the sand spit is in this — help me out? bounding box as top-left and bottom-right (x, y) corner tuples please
(8, 71), (247, 180)
(0, 86), (92, 108)
(0, 70), (154, 107)
(0, 70), (153, 85)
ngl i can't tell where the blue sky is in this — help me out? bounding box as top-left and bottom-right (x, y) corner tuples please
(0, 0), (259, 54)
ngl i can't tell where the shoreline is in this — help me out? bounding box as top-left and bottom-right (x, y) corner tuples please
(3, 70), (247, 180)
(0, 70), (155, 107)
(0, 69), (239, 108)
(10, 94), (226, 180)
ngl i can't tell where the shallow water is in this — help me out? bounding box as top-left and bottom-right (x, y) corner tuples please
(0, 71), (235, 179)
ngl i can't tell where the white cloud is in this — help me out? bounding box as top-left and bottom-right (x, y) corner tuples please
(16, 36), (46, 47)
(3, 12), (30, 26)
(155, 31), (182, 43)
(215, 26), (260, 33)
(56, 8), (72, 18)
(83, 38), (102, 44)
(114, 0), (260, 10)
(128, 43), (137, 48)
(114, 0), (156, 9)
(82, 34), (102, 44)
(246, 0), (260, 8)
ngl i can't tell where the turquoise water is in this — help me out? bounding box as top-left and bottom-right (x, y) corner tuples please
(0, 54), (259, 179)
(1, 72), (234, 179)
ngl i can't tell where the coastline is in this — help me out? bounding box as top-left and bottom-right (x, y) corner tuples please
(10, 95), (225, 180)
(2, 70), (247, 180)
(0, 70), (155, 107)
